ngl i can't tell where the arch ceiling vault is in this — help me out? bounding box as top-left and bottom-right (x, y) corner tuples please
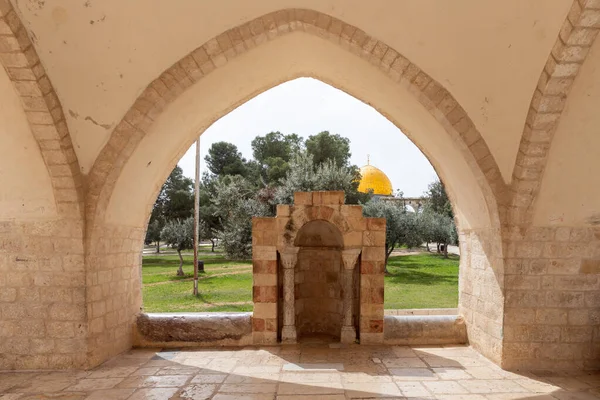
(0, 0), (599, 371)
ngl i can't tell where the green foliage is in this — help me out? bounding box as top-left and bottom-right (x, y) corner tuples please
(144, 219), (162, 247)
(363, 199), (423, 270)
(250, 132), (305, 184)
(161, 218), (195, 251)
(144, 166), (194, 247)
(305, 131), (351, 167)
(205, 141), (247, 176)
(213, 175), (272, 259)
(424, 180), (453, 219)
(274, 152), (370, 205)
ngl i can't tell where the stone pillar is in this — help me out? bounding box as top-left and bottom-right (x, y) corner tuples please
(280, 248), (299, 343)
(341, 249), (361, 343)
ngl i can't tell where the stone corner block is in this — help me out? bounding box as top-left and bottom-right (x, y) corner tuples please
(360, 332), (384, 345)
(312, 191), (344, 205)
(293, 192), (313, 205)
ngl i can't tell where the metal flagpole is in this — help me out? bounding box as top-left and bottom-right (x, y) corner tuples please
(193, 137), (200, 296)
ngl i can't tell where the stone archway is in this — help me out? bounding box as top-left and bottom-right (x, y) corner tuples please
(81, 9), (506, 368)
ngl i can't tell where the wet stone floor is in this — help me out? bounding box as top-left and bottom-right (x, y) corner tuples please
(1, 343), (599, 400)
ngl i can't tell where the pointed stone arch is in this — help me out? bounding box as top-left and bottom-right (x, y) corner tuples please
(86, 8), (506, 229)
(83, 8), (509, 367)
(510, 0), (600, 225)
(0, 1), (83, 218)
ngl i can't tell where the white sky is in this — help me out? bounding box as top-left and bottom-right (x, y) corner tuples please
(178, 77), (438, 197)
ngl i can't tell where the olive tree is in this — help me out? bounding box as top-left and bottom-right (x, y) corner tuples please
(161, 217), (194, 276)
(362, 199), (423, 272)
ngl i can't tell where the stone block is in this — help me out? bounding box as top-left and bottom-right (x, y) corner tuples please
(276, 204), (290, 217)
(252, 217), (276, 232)
(362, 246), (385, 262)
(293, 192), (312, 205)
(312, 191), (344, 205)
(252, 246), (277, 261)
(363, 230), (385, 247)
(253, 259), (277, 274)
(561, 326), (594, 343)
(366, 218), (386, 231)
(343, 231), (362, 247)
(581, 258), (600, 273)
(340, 205), (364, 218)
(360, 332), (384, 344)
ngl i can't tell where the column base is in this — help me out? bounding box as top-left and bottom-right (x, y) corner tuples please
(281, 326), (297, 343)
(340, 326), (357, 344)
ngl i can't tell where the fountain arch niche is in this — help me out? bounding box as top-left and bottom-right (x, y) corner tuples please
(294, 219), (344, 341)
(251, 191), (386, 345)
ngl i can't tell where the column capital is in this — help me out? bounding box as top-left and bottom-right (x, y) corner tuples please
(280, 247), (299, 269)
(342, 248), (361, 270)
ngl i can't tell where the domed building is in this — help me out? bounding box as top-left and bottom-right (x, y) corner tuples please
(357, 160), (393, 197)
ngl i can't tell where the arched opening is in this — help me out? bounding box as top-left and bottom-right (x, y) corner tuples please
(293, 219), (345, 341)
(87, 15), (504, 367)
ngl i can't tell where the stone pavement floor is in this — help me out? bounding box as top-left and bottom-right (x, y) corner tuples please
(1, 343), (599, 400)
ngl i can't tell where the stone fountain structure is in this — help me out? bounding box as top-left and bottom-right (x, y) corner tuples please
(251, 191), (386, 344)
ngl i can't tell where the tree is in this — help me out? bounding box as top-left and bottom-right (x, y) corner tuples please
(145, 218), (163, 253)
(274, 152), (371, 205)
(144, 166), (194, 252)
(424, 180), (453, 219)
(305, 131), (351, 167)
(251, 132), (305, 184)
(205, 141), (247, 177)
(362, 199), (423, 272)
(213, 175), (271, 259)
(161, 218), (195, 276)
(419, 210), (456, 258)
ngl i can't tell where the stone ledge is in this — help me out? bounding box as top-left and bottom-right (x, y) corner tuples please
(384, 315), (467, 345)
(134, 312), (252, 348)
(385, 308), (459, 316)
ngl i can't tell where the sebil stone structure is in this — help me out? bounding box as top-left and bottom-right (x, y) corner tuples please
(251, 191), (386, 346)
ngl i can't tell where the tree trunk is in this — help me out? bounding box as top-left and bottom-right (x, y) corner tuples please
(426, 242), (430, 252)
(156, 240), (160, 253)
(443, 242), (448, 259)
(210, 238), (215, 252)
(384, 245), (395, 275)
(437, 243), (441, 253)
(177, 249), (184, 276)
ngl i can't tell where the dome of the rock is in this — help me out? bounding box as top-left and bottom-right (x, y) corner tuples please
(358, 164), (393, 196)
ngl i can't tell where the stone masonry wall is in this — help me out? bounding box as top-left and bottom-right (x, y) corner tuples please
(502, 226), (600, 370)
(85, 224), (145, 368)
(296, 248), (342, 338)
(359, 217), (386, 345)
(251, 217), (278, 345)
(0, 219), (86, 370)
(458, 228), (505, 365)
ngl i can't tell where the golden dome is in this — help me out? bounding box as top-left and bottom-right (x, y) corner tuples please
(358, 164), (393, 196)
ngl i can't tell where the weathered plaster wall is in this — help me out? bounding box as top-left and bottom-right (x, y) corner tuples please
(0, 66), (56, 219)
(104, 33), (492, 232)
(534, 34), (600, 227)
(11, 1), (570, 180)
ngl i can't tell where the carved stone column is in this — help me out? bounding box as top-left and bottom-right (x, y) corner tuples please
(340, 248), (361, 343)
(280, 248), (299, 343)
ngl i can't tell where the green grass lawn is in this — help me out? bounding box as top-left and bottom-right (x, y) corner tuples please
(384, 253), (459, 309)
(141, 251), (458, 312)
(142, 251), (252, 312)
